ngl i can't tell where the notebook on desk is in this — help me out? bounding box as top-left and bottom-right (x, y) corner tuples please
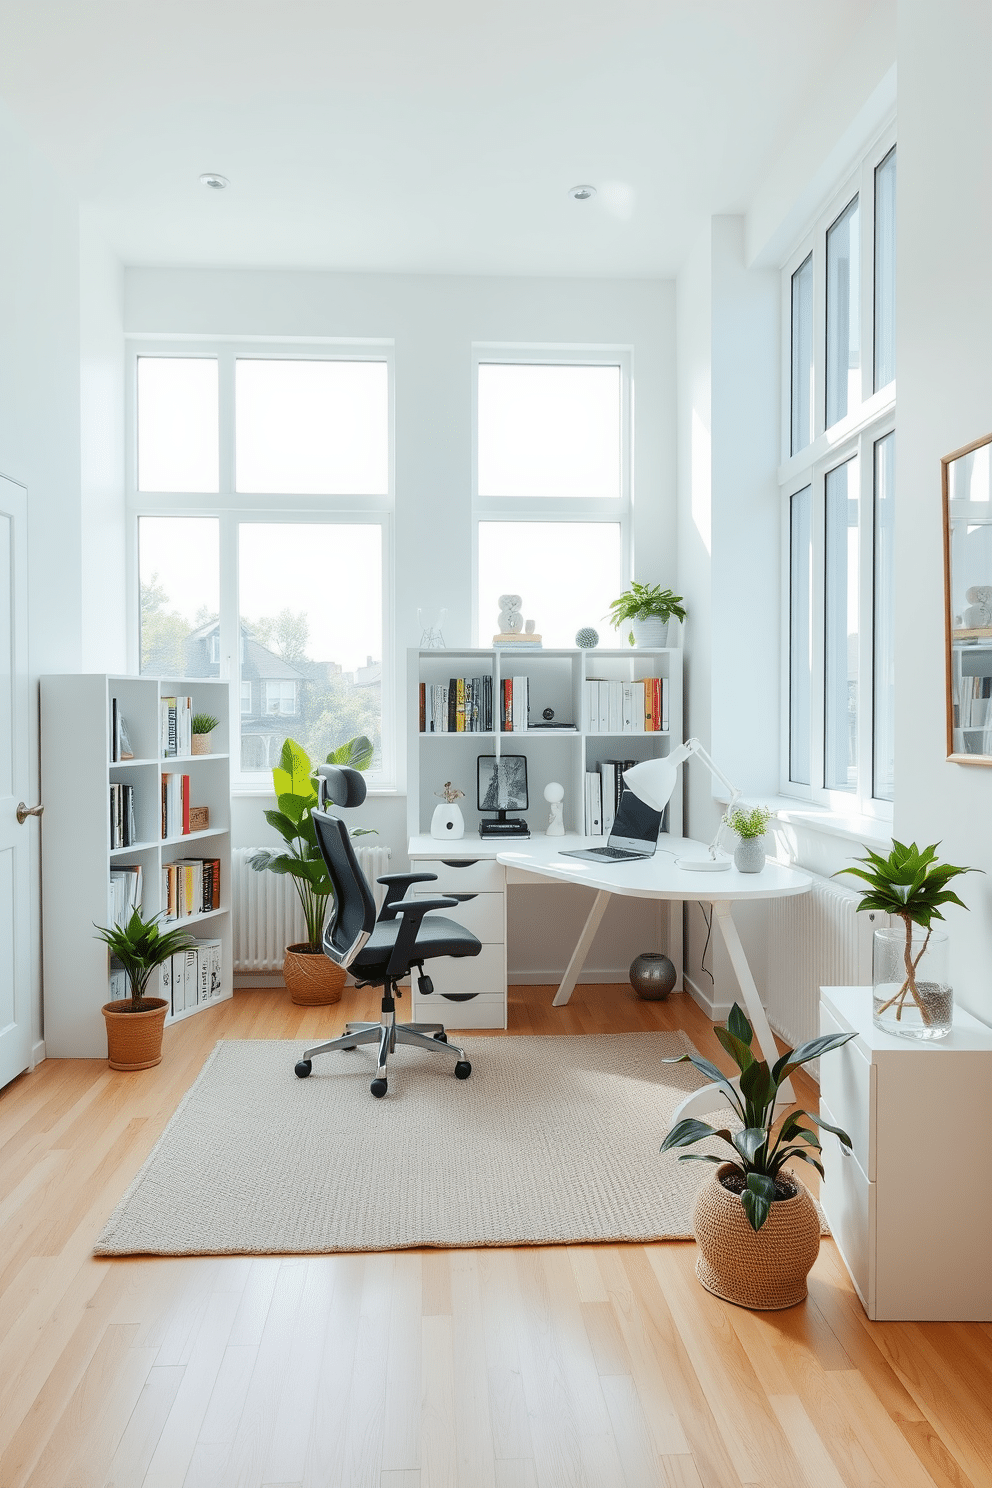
(559, 788), (663, 863)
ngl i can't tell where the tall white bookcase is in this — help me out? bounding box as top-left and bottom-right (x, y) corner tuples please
(40, 674), (233, 1058)
(407, 646), (683, 838)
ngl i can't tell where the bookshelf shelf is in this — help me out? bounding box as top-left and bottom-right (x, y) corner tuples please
(40, 673), (233, 1058)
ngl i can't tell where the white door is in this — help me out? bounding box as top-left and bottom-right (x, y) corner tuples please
(0, 475), (33, 1087)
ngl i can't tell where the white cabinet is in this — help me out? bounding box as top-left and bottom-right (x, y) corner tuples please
(406, 646), (683, 1029)
(819, 986), (992, 1321)
(40, 674), (233, 1057)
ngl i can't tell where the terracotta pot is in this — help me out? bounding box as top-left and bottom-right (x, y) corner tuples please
(101, 997), (169, 1071)
(691, 1163), (821, 1310)
(283, 944), (346, 1005)
(191, 734), (211, 755)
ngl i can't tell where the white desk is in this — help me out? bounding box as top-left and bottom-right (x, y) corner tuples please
(409, 832), (811, 1118)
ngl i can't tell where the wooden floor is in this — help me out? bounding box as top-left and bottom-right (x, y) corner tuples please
(1, 985), (989, 1488)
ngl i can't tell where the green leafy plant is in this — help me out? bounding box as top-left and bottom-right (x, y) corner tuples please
(95, 910), (196, 1011)
(191, 712), (220, 735)
(248, 736), (375, 950)
(724, 804), (772, 840)
(660, 1003), (855, 1231)
(836, 839), (978, 1025)
(605, 583), (687, 646)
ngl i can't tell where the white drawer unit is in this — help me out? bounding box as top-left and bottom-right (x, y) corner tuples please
(819, 987), (992, 1321)
(408, 842), (508, 1029)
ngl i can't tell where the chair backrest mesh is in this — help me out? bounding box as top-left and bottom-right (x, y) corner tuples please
(313, 810), (377, 966)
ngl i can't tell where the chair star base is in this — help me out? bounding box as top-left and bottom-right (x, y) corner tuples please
(295, 985), (471, 1098)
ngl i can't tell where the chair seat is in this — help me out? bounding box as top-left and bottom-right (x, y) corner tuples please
(351, 914), (482, 973)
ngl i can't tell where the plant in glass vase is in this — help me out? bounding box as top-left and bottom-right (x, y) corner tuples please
(836, 839), (979, 1039)
(249, 735), (374, 1004)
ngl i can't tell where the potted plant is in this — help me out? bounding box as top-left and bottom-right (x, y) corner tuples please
(191, 712), (220, 755)
(95, 910), (196, 1070)
(836, 839), (978, 1039)
(660, 1002), (855, 1309)
(724, 803), (773, 873)
(249, 735), (374, 1005)
(605, 582), (686, 648)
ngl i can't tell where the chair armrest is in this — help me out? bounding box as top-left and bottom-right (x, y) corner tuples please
(385, 896), (458, 978)
(377, 872), (438, 920)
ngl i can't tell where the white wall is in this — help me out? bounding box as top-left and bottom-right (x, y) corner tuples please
(893, 0), (992, 1023)
(0, 99), (83, 1055)
(125, 267), (678, 978)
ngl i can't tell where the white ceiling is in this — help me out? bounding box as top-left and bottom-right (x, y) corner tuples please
(0, 1), (886, 277)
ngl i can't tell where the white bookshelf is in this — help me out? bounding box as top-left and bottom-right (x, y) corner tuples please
(40, 674), (233, 1058)
(407, 646), (683, 839)
(405, 646), (682, 1030)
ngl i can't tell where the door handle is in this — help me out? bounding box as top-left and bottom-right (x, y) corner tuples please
(16, 802), (44, 825)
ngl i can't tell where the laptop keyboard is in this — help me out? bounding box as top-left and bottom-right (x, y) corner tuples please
(594, 846), (643, 860)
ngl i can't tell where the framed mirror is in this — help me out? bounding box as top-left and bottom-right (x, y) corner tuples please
(943, 433), (992, 763)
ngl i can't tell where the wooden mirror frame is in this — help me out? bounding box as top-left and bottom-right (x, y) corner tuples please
(943, 432), (992, 765)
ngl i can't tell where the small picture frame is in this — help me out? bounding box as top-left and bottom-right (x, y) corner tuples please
(477, 754), (529, 812)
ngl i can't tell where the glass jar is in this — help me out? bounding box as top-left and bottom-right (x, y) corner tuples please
(872, 925), (952, 1039)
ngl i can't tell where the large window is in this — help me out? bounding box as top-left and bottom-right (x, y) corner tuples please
(131, 346), (392, 785)
(782, 134), (895, 813)
(474, 354), (628, 646)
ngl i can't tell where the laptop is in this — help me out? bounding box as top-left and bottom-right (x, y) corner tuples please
(560, 787), (663, 863)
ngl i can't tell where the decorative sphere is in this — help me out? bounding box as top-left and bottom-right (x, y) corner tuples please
(575, 627), (599, 648)
(629, 952), (677, 1001)
(544, 781), (565, 803)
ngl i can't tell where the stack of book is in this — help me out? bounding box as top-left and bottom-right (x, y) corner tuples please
(162, 857), (221, 920)
(109, 783), (136, 848)
(583, 677), (668, 733)
(160, 695), (194, 758)
(420, 676), (493, 732)
(499, 676), (530, 731)
(108, 865), (142, 928)
(161, 772), (191, 838)
(583, 759), (670, 836)
(159, 939), (223, 1015)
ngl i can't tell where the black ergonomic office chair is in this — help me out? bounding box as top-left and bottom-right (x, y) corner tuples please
(293, 763), (482, 1098)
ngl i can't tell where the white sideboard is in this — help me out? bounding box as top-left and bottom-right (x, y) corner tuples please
(819, 986), (992, 1321)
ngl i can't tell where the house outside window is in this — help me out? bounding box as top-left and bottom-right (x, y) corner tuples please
(780, 130), (896, 814)
(264, 680), (298, 716)
(240, 680), (251, 716)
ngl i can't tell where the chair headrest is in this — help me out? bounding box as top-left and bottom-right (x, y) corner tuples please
(316, 764), (368, 809)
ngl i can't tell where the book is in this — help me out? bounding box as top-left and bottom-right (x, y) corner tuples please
(183, 947), (199, 1011)
(198, 938), (222, 1003)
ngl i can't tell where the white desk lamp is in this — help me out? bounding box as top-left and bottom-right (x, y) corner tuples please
(623, 740), (742, 872)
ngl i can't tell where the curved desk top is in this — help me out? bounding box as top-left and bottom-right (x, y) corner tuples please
(494, 834), (812, 902)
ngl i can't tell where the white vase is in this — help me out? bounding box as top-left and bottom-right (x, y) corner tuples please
(630, 616), (669, 648)
(431, 802), (465, 840)
(733, 837), (765, 873)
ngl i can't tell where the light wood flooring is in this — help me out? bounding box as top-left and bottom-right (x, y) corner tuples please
(1, 983), (990, 1488)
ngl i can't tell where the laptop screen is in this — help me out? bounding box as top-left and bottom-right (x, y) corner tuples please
(611, 788), (662, 846)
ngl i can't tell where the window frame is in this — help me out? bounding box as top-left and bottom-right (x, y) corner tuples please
(125, 337), (396, 792)
(470, 345), (633, 646)
(778, 126), (896, 818)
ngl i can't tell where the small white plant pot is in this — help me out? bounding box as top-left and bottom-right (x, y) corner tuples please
(431, 802), (465, 840)
(630, 616), (669, 648)
(733, 837), (766, 873)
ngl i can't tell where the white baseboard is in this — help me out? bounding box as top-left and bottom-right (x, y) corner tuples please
(30, 1039), (46, 1070)
(682, 973), (732, 1024)
(507, 968), (632, 985)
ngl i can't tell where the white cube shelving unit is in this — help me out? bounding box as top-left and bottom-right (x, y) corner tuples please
(40, 674), (233, 1058)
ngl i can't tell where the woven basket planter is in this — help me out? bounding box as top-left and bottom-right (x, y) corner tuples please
(191, 734), (211, 755)
(101, 998), (169, 1071)
(691, 1162), (821, 1310)
(283, 944), (346, 1006)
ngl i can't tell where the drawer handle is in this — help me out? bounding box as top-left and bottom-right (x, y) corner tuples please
(447, 893), (477, 903)
(442, 859), (480, 868)
(441, 993), (479, 1002)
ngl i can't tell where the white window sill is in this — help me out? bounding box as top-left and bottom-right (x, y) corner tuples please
(767, 798), (892, 850)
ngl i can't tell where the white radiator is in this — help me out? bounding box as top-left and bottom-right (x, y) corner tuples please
(232, 843), (392, 973)
(765, 872), (887, 1067)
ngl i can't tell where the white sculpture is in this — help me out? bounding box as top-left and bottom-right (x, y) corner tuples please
(544, 781), (565, 837)
(497, 594), (523, 635)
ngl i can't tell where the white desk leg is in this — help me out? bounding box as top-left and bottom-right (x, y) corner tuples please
(552, 890), (611, 1007)
(667, 901), (794, 1126)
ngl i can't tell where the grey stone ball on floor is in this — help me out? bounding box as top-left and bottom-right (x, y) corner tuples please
(629, 952), (677, 1000)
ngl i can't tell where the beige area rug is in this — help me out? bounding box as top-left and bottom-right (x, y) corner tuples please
(95, 1033), (744, 1256)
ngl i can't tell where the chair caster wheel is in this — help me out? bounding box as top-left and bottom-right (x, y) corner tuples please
(433, 1032), (448, 1042)
(454, 1061), (471, 1079)
(295, 1060), (312, 1078)
(370, 1078), (388, 1098)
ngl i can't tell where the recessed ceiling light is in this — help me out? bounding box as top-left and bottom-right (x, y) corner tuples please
(199, 173), (229, 191)
(567, 184), (596, 202)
